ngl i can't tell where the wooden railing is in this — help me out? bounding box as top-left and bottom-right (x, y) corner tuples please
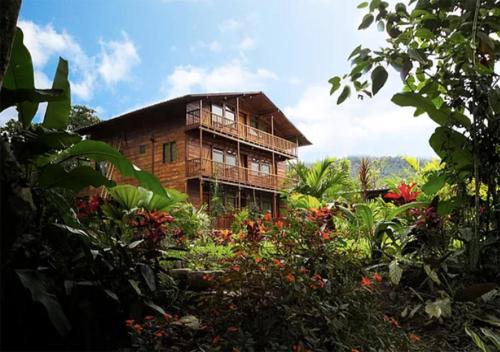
(186, 109), (298, 157)
(186, 158), (294, 190)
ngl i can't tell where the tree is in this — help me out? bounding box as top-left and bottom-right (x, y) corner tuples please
(68, 104), (100, 131)
(290, 158), (353, 200)
(330, 0), (499, 271)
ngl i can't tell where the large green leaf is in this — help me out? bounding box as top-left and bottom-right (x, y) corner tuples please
(16, 269), (71, 336)
(391, 92), (449, 125)
(149, 188), (187, 211)
(422, 173), (446, 195)
(354, 203), (374, 231)
(2, 28), (38, 127)
(429, 127), (472, 171)
(388, 201), (428, 220)
(371, 66), (388, 95)
(0, 88), (64, 111)
(108, 185), (153, 210)
(43, 58), (71, 130)
(57, 140), (167, 197)
(38, 165), (115, 192)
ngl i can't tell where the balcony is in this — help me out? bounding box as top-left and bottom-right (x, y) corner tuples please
(186, 109), (298, 158)
(186, 158), (293, 191)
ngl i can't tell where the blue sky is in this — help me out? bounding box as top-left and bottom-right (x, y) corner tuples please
(2, 0), (438, 161)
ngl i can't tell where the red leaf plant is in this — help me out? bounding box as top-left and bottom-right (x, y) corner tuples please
(384, 182), (420, 204)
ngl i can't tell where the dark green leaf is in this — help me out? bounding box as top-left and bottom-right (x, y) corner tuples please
(54, 140), (167, 197)
(391, 92), (449, 125)
(0, 88), (64, 111)
(422, 174), (446, 195)
(38, 165), (115, 192)
(2, 28), (38, 127)
(144, 301), (166, 315)
(139, 264), (156, 292)
(337, 85), (351, 105)
(369, 0), (381, 12)
(328, 76), (341, 95)
(371, 66), (388, 95)
(16, 269), (71, 336)
(348, 45), (362, 60)
(358, 14), (374, 30)
(43, 58), (71, 130)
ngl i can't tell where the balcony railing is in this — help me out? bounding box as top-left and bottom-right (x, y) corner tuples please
(186, 109), (298, 157)
(186, 158), (294, 191)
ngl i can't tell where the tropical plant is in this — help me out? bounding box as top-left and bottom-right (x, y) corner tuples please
(289, 158), (353, 201)
(330, 0), (500, 272)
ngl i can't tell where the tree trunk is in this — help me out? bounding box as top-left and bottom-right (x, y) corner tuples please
(0, 0), (22, 88)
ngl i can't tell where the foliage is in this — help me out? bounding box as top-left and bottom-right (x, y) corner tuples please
(289, 157), (354, 200)
(330, 0), (500, 271)
(68, 104), (101, 131)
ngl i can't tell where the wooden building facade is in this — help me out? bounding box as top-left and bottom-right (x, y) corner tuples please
(80, 92), (311, 225)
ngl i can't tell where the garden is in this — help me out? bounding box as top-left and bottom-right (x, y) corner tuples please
(0, 0), (499, 351)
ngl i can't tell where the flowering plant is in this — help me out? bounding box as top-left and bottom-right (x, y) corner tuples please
(385, 182), (420, 204)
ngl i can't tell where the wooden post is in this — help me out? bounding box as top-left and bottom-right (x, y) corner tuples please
(273, 193), (277, 218)
(199, 99), (204, 208)
(236, 97), (241, 185)
(271, 115), (276, 191)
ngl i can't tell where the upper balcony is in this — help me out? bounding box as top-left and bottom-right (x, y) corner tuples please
(186, 108), (298, 158)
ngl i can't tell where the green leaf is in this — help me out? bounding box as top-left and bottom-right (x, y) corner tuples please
(56, 140), (167, 197)
(0, 88), (64, 111)
(16, 269), (71, 336)
(2, 28), (38, 127)
(348, 45), (362, 60)
(388, 201), (428, 220)
(424, 265), (441, 284)
(465, 326), (490, 352)
(38, 165), (115, 192)
(389, 260), (403, 285)
(328, 76), (341, 95)
(391, 92), (449, 125)
(422, 173), (446, 195)
(139, 264), (156, 292)
(357, 1), (368, 8)
(369, 0), (381, 12)
(109, 184), (153, 210)
(337, 85), (351, 105)
(429, 127), (472, 171)
(358, 14), (374, 30)
(43, 58), (71, 130)
(371, 66), (388, 95)
(415, 28), (435, 39)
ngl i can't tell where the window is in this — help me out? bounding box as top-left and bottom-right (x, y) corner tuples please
(212, 148), (224, 164)
(224, 105), (235, 123)
(250, 160), (260, 174)
(260, 162), (270, 175)
(139, 144), (147, 154)
(226, 152), (236, 166)
(251, 116), (258, 128)
(163, 141), (177, 163)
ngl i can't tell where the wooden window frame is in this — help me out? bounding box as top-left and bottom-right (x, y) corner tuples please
(163, 141), (177, 163)
(139, 144), (147, 154)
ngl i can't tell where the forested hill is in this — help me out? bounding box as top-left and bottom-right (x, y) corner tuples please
(347, 156), (434, 180)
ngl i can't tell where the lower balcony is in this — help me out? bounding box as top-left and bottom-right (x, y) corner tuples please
(186, 158), (293, 191)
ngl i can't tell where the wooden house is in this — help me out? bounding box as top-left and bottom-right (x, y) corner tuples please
(80, 92), (311, 226)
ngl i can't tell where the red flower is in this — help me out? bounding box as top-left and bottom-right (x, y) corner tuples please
(231, 264), (241, 272)
(132, 324), (143, 333)
(273, 259), (284, 269)
(227, 326), (239, 332)
(212, 335), (221, 345)
(202, 273), (215, 281)
(383, 314), (400, 327)
(373, 273), (382, 283)
(287, 273), (296, 282)
(408, 332), (421, 343)
(361, 276), (372, 287)
(321, 231), (330, 240)
(384, 182), (420, 204)
(154, 330), (166, 338)
(275, 220), (284, 229)
(264, 212), (272, 221)
(310, 274), (324, 289)
(125, 319), (135, 327)
(255, 257), (263, 264)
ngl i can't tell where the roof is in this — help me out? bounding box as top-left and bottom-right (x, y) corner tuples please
(78, 91), (311, 146)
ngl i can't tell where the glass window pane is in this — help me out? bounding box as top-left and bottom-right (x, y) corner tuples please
(250, 161), (259, 172)
(139, 144), (147, 154)
(225, 106), (235, 122)
(163, 143), (170, 163)
(212, 104), (223, 116)
(226, 154), (236, 166)
(212, 149), (224, 163)
(260, 163), (270, 174)
(171, 142), (177, 162)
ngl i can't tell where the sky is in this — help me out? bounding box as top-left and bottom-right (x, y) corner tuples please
(1, 0), (439, 161)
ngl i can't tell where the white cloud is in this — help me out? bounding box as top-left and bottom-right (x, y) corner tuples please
(239, 37), (256, 51)
(17, 20), (140, 102)
(218, 19), (242, 32)
(98, 32), (140, 85)
(162, 61), (277, 98)
(190, 40), (223, 53)
(284, 83), (438, 160)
